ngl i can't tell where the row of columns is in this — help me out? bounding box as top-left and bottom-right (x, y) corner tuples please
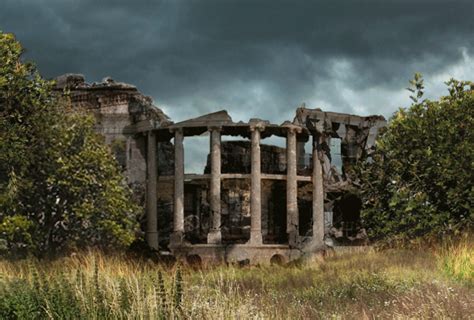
(145, 125), (325, 249)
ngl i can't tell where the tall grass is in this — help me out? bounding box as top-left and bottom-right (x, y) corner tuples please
(0, 241), (472, 319)
(437, 234), (474, 286)
(0, 253), (183, 319)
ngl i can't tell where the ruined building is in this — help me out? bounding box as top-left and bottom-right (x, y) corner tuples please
(55, 74), (386, 264)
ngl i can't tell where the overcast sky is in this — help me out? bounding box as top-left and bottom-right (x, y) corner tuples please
(2, 0), (473, 171)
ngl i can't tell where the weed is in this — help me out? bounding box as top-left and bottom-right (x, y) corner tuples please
(0, 242), (472, 319)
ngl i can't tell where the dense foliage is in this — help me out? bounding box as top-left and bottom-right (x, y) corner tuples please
(358, 74), (473, 242)
(0, 32), (139, 257)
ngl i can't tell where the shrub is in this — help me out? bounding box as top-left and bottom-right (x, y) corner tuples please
(358, 75), (473, 242)
(0, 31), (140, 257)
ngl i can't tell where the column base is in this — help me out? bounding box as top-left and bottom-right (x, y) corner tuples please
(288, 230), (299, 247)
(248, 230), (263, 245)
(170, 231), (184, 246)
(312, 228), (325, 248)
(146, 232), (159, 250)
(301, 235), (326, 253)
(207, 230), (222, 244)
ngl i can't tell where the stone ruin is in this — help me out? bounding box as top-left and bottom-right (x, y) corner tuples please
(55, 74), (386, 264)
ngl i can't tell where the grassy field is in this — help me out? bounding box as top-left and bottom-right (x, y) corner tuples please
(0, 238), (472, 319)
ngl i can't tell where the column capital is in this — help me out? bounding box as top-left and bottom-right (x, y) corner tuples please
(249, 119), (268, 132)
(282, 121), (303, 134)
(169, 127), (184, 134)
(207, 125), (222, 132)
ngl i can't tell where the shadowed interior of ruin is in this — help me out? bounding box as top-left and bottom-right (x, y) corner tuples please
(156, 139), (367, 247)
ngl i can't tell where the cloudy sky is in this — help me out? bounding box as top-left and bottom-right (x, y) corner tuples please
(2, 0), (473, 171)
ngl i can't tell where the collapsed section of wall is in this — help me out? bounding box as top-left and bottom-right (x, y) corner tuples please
(54, 73), (171, 203)
(294, 107), (386, 244)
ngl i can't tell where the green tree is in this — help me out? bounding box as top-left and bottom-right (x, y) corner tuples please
(358, 75), (473, 243)
(0, 32), (139, 256)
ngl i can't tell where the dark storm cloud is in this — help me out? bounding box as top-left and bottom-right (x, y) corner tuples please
(1, 0), (473, 124)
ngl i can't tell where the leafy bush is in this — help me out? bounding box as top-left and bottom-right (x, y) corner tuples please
(0, 31), (139, 257)
(358, 74), (473, 242)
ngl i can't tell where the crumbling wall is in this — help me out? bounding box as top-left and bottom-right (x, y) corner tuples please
(297, 182), (313, 237)
(221, 179), (251, 243)
(205, 141), (288, 174)
(156, 176), (294, 247)
(55, 74), (171, 203)
(294, 107), (386, 244)
(157, 142), (174, 175)
(156, 180), (173, 247)
(262, 180), (287, 244)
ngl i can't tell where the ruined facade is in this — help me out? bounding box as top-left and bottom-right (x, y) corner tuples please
(55, 74), (386, 264)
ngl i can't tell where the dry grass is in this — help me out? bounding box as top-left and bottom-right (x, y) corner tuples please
(0, 239), (472, 319)
(436, 234), (473, 286)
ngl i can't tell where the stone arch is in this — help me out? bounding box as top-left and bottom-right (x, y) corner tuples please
(270, 254), (286, 265)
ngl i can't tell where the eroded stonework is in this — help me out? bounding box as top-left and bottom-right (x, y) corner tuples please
(56, 74), (386, 264)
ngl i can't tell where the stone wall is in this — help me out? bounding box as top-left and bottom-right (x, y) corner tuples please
(54, 73), (171, 201)
(155, 177), (297, 246)
(221, 179), (251, 242)
(57, 73), (387, 251)
(204, 141), (288, 174)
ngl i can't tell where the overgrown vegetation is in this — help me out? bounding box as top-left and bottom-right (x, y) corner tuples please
(0, 239), (472, 319)
(358, 74), (473, 242)
(0, 32), (140, 257)
(1, 31), (472, 319)
(437, 234), (473, 285)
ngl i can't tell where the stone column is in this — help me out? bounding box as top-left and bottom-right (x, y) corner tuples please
(146, 131), (158, 250)
(312, 134), (325, 247)
(286, 128), (298, 242)
(249, 124), (263, 244)
(207, 127), (222, 244)
(286, 125), (300, 246)
(171, 128), (184, 245)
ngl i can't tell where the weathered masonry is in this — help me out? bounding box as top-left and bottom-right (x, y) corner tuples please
(56, 74), (386, 264)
